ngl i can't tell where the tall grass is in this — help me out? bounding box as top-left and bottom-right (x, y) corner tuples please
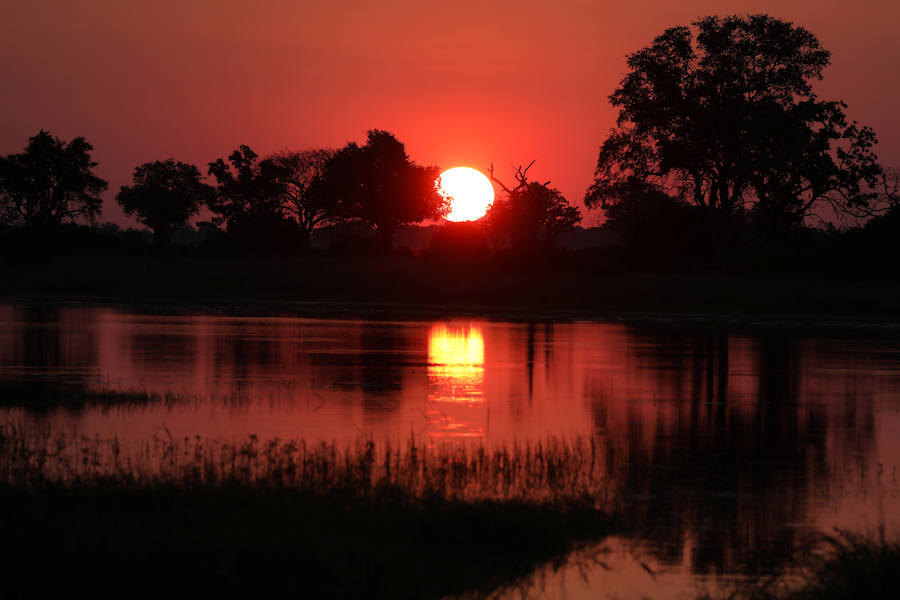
(0, 424), (612, 505)
(0, 424), (620, 599)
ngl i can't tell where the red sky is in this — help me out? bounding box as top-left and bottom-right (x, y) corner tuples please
(2, 0), (899, 227)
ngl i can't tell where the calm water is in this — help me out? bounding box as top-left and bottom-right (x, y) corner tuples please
(2, 302), (899, 598)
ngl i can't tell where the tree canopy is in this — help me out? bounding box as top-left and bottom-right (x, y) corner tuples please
(0, 130), (108, 229)
(488, 162), (581, 248)
(116, 159), (213, 245)
(321, 130), (448, 248)
(207, 145), (311, 253)
(207, 146), (287, 230)
(266, 149), (340, 241)
(585, 14), (883, 234)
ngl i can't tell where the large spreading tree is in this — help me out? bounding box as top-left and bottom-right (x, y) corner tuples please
(584, 14), (883, 235)
(0, 130), (108, 229)
(116, 159), (213, 245)
(322, 130), (448, 249)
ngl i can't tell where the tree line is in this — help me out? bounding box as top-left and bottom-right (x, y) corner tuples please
(1, 14), (897, 266)
(0, 128), (581, 255)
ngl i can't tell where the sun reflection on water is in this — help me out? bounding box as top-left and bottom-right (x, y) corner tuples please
(427, 323), (485, 401)
(426, 323), (486, 438)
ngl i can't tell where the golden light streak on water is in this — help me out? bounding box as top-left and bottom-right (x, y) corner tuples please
(426, 323), (486, 438)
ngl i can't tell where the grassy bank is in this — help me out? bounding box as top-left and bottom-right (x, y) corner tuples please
(0, 485), (615, 599)
(3, 254), (900, 319)
(0, 425), (619, 599)
(781, 533), (900, 599)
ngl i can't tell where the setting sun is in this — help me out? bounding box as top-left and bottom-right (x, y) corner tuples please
(436, 167), (495, 222)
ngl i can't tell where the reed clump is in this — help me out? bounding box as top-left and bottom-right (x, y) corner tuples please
(788, 531), (900, 599)
(0, 424), (613, 505)
(0, 424), (620, 599)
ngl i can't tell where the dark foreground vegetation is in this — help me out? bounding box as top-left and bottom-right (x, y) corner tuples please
(0, 486), (616, 599)
(704, 532), (900, 600)
(778, 533), (900, 600)
(0, 424), (619, 599)
(2, 395), (898, 598)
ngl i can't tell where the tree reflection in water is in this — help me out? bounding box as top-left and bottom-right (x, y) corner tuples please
(590, 328), (879, 575)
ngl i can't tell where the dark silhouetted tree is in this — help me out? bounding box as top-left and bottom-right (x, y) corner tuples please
(266, 149), (340, 244)
(487, 161), (581, 249)
(207, 146), (303, 252)
(842, 167), (900, 271)
(116, 159), (213, 246)
(207, 145), (286, 229)
(598, 179), (711, 267)
(0, 130), (107, 229)
(585, 14), (883, 235)
(322, 130), (447, 250)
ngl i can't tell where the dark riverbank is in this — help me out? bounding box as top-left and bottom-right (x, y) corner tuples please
(3, 254), (900, 324)
(0, 485), (616, 599)
(703, 532), (900, 600)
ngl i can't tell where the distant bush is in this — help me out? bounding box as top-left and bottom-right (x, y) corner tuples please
(0, 223), (150, 259)
(424, 221), (490, 265)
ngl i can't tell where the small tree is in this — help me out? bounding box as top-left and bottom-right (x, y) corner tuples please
(322, 130), (447, 250)
(0, 130), (107, 229)
(207, 145), (308, 253)
(266, 149), (340, 244)
(207, 145), (286, 230)
(116, 159), (213, 246)
(487, 161), (581, 249)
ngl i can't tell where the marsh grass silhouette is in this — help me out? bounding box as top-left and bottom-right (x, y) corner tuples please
(0, 425), (621, 599)
(0, 425), (615, 502)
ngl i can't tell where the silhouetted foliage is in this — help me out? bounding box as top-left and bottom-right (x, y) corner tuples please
(321, 130), (448, 250)
(487, 162), (581, 249)
(599, 180), (716, 267)
(878, 167), (900, 212)
(0, 131), (107, 230)
(207, 146), (304, 253)
(837, 171), (900, 273)
(585, 14), (884, 236)
(116, 159), (213, 246)
(207, 146), (285, 229)
(266, 149), (340, 243)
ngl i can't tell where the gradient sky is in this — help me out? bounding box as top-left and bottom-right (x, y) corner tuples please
(2, 0), (898, 226)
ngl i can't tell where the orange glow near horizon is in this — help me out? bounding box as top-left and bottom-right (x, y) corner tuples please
(2, 3), (898, 228)
(436, 167), (495, 222)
